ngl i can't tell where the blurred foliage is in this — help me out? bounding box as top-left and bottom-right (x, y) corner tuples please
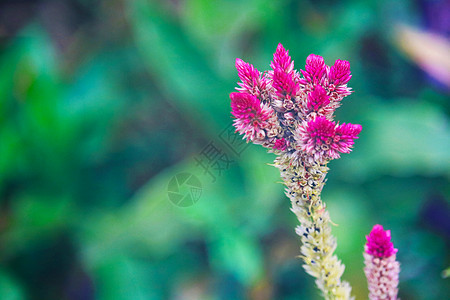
(0, 0), (449, 300)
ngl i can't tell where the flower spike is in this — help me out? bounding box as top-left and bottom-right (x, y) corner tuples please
(230, 44), (362, 299)
(306, 85), (330, 112)
(273, 68), (299, 98)
(364, 225), (400, 300)
(301, 54), (327, 84)
(230, 92), (279, 144)
(329, 59), (352, 85)
(296, 117), (361, 163)
(270, 43), (294, 73)
(235, 58), (266, 96)
(333, 123), (362, 154)
(230, 91), (262, 119)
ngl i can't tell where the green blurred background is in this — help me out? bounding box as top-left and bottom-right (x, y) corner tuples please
(0, 0), (449, 299)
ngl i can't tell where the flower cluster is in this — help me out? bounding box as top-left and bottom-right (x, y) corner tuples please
(230, 43), (361, 165)
(364, 225), (400, 300)
(230, 44), (363, 299)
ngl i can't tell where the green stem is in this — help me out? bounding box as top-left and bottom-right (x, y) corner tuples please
(275, 154), (353, 300)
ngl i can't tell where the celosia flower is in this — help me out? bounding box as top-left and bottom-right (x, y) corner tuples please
(329, 59), (352, 85)
(230, 45), (363, 299)
(235, 58), (267, 96)
(273, 68), (299, 98)
(301, 54), (327, 85)
(298, 116), (336, 157)
(231, 44), (361, 156)
(365, 224), (397, 258)
(230, 92), (274, 142)
(364, 225), (400, 300)
(296, 117), (361, 163)
(270, 43), (294, 74)
(230, 92), (261, 119)
(333, 123), (362, 154)
(306, 84), (330, 112)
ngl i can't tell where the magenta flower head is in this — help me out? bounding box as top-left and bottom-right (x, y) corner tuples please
(230, 92), (277, 143)
(296, 117), (361, 163)
(365, 224), (398, 258)
(364, 225), (400, 300)
(270, 43), (294, 73)
(273, 68), (299, 98)
(301, 54), (327, 84)
(329, 59), (352, 85)
(306, 84), (330, 112)
(235, 58), (267, 96)
(333, 122), (362, 154)
(297, 117), (337, 162)
(230, 43), (361, 164)
(230, 92), (261, 119)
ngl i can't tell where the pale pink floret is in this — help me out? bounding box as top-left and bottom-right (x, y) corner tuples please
(301, 54), (327, 84)
(230, 92), (274, 142)
(235, 58), (266, 96)
(364, 225), (400, 300)
(306, 85), (330, 112)
(270, 43), (294, 74)
(329, 59), (352, 85)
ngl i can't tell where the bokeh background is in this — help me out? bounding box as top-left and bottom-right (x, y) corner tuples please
(0, 0), (449, 299)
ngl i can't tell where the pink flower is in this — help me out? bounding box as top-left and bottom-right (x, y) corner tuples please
(297, 117), (337, 162)
(235, 58), (266, 95)
(306, 85), (330, 112)
(270, 43), (294, 74)
(297, 117), (362, 162)
(230, 92), (274, 141)
(272, 69), (299, 98)
(230, 92), (261, 119)
(273, 138), (287, 151)
(365, 224), (397, 258)
(329, 59), (351, 85)
(231, 44), (360, 157)
(364, 225), (400, 300)
(301, 54), (327, 84)
(332, 123), (362, 154)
